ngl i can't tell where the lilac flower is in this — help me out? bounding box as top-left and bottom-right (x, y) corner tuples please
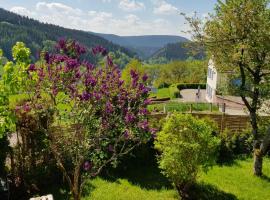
(92, 46), (108, 56)
(84, 74), (97, 87)
(125, 113), (135, 123)
(52, 87), (58, 96)
(142, 73), (148, 82)
(81, 91), (91, 101)
(23, 103), (31, 112)
(105, 102), (113, 113)
(123, 130), (129, 139)
(130, 69), (138, 79)
(83, 161), (92, 171)
(139, 108), (149, 115)
(107, 56), (113, 66)
(44, 52), (50, 64)
(28, 64), (36, 72)
(108, 144), (114, 152)
(143, 99), (152, 106)
(138, 120), (149, 130)
(93, 92), (101, 101)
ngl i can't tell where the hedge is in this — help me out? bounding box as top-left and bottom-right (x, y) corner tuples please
(177, 83), (206, 91)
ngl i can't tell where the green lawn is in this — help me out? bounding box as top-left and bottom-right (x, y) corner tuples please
(150, 85), (179, 99)
(198, 158), (270, 200)
(49, 158), (270, 200)
(80, 158), (270, 200)
(148, 102), (218, 113)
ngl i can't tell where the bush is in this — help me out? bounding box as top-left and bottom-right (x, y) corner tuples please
(218, 129), (253, 163)
(157, 82), (171, 89)
(177, 83), (206, 91)
(154, 114), (220, 199)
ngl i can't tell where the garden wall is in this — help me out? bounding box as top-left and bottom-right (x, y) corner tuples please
(150, 113), (252, 133)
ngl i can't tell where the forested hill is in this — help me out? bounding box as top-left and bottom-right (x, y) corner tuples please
(149, 42), (205, 62)
(92, 32), (188, 59)
(0, 8), (135, 61)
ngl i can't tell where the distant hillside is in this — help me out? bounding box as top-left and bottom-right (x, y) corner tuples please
(149, 42), (205, 62)
(0, 8), (135, 62)
(92, 33), (189, 59)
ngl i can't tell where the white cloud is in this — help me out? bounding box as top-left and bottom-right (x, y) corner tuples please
(119, 0), (145, 11)
(9, 1), (182, 36)
(10, 6), (34, 16)
(153, 0), (179, 15)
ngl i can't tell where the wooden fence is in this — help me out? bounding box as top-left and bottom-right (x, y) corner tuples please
(150, 113), (251, 133)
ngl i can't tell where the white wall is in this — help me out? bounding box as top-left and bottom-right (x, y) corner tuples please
(206, 59), (218, 102)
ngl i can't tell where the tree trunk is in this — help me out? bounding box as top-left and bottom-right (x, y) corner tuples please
(72, 158), (83, 200)
(253, 148), (263, 176)
(176, 183), (191, 200)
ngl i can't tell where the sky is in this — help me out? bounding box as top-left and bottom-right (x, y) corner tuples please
(0, 0), (217, 37)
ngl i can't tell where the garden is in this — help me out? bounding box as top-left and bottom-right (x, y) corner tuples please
(1, 1), (270, 200)
(0, 38), (268, 200)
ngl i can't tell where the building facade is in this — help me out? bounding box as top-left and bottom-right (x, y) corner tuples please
(206, 59), (218, 103)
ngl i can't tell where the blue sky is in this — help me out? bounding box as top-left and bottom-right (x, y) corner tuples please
(0, 0), (217, 37)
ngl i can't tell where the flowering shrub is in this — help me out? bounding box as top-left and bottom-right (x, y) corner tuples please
(24, 39), (153, 200)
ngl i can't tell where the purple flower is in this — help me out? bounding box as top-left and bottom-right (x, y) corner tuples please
(28, 64), (36, 72)
(139, 108), (149, 115)
(105, 102), (113, 113)
(23, 103), (31, 112)
(84, 75), (97, 87)
(92, 46), (108, 56)
(142, 74), (148, 82)
(44, 52), (50, 64)
(107, 56), (113, 66)
(108, 144), (114, 152)
(52, 87), (58, 96)
(81, 91), (91, 101)
(83, 161), (92, 171)
(143, 99), (152, 106)
(125, 113), (135, 123)
(123, 130), (129, 139)
(138, 120), (149, 130)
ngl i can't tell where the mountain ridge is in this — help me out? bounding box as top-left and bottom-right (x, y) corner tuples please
(91, 32), (189, 58)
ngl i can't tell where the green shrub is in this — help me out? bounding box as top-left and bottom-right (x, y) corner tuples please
(177, 83), (206, 91)
(155, 113), (220, 199)
(218, 129), (253, 163)
(158, 82), (171, 89)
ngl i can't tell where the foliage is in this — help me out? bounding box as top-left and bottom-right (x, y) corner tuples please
(177, 83), (206, 91)
(0, 42), (32, 138)
(23, 39), (153, 200)
(218, 129), (253, 163)
(155, 113), (220, 199)
(149, 42), (205, 62)
(152, 60), (207, 88)
(121, 59), (146, 85)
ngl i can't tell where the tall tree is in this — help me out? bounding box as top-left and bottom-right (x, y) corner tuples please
(184, 0), (270, 176)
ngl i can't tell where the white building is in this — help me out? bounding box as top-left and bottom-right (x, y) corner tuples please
(206, 59), (218, 103)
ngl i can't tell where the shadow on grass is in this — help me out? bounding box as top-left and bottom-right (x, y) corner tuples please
(188, 183), (239, 200)
(261, 175), (270, 182)
(102, 160), (172, 190)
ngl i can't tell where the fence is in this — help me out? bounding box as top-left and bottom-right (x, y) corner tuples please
(150, 113), (251, 133)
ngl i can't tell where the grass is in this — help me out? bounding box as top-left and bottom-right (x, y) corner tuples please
(79, 158), (270, 200)
(82, 178), (177, 200)
(198, 158), (270, 200)
(45, 153), (270, 200)
(150, 85), (179, 99)
(148, 102), (219, 113)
